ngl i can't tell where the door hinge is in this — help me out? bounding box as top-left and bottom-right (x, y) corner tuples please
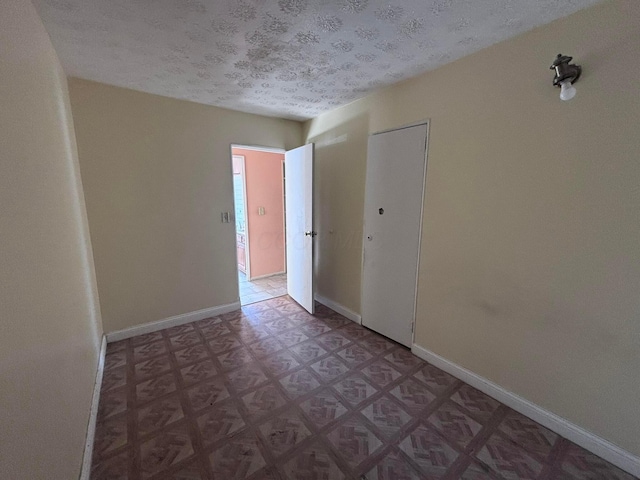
(411, 322), (414, 333)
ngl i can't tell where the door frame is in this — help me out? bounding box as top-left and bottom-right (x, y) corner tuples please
(229, 144), (287, 286)
(359, 119), (431, 347)
(232, 154), (251, 278)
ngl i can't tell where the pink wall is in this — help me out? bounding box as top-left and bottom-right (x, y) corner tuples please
(233, 148), (285, 278)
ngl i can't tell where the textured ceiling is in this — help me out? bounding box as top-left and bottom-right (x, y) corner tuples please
(34, 0), (600, 120)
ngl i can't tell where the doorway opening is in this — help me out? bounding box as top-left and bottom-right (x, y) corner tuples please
(231, 145), (287, 306)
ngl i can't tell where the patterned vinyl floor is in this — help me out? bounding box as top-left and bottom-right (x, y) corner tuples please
(92, 296), (635, 479)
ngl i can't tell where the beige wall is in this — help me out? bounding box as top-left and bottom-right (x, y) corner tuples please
(69, 78), (302, 333)
(305, 0), (640, 457)
(0, 1), (103, 479)
(310, 116), (370, 314)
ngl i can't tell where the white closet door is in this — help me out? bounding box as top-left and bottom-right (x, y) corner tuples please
(362, 123), (428, 347)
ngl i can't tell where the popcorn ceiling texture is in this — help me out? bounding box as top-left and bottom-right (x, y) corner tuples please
(34, 0), (600, 120)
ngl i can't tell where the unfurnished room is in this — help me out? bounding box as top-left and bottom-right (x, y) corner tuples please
(1, 0), (639, 479)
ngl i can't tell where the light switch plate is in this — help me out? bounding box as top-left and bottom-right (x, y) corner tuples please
(258, 206), (265, 216)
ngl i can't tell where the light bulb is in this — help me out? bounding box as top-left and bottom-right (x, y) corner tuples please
(559, 80), (577, 101)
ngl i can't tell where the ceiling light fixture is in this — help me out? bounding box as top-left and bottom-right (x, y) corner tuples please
(550, 54), (582, 101)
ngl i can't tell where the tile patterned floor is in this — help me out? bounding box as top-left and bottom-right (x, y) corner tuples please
(92, 296), (636, 480)
(239, 272), (287, 306)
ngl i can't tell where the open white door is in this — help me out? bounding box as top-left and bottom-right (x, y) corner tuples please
(285, 144), (315, 313)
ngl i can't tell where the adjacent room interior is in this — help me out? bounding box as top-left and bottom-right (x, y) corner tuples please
(2, 0), (639, 479)
(231, 146), (288, 305)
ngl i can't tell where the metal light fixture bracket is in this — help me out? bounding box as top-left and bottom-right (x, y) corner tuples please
(550, 54), (582, 87)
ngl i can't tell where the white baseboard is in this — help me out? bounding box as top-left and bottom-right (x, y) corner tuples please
(80, 335), (106, 480)
(314, 294), (361, 325)
(248, 271), (286, 281)
(411, 343), (640, 477)
(105, 302), (241, 343)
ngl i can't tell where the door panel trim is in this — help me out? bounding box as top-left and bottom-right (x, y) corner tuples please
(371, 119), (430, 137)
